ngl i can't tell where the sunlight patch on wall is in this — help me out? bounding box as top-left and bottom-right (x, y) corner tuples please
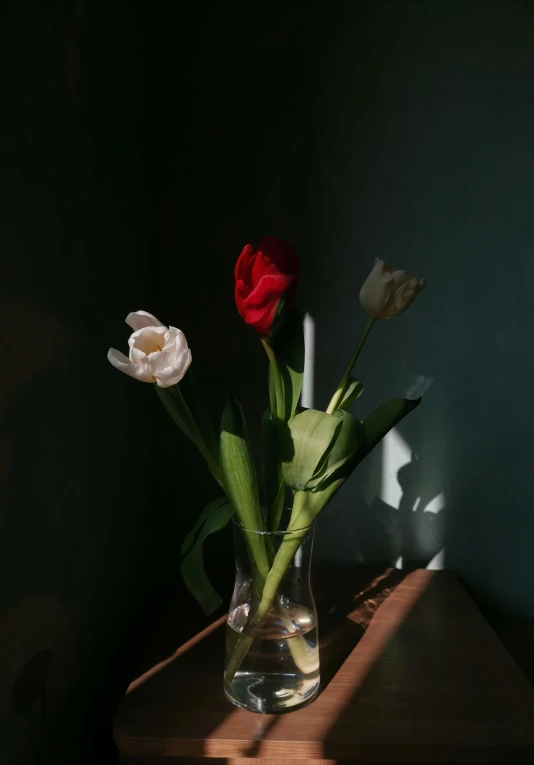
(301, 312), (315, 409)
(381, 427), (411, 510)
(382, 427), (445, 570)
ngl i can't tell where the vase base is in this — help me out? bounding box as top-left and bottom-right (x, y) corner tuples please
(224, 671), (320, 714)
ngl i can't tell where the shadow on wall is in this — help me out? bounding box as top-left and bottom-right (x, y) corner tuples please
(314, 424), (446, 573)
(358, 447), (445, 571)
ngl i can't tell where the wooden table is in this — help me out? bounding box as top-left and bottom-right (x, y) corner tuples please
(114, 569), (534, 763)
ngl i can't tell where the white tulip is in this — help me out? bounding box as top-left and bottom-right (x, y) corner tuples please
(359, 258), (425, 319)
(107, 310), (192, 388)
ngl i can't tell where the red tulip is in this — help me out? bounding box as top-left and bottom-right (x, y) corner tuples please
(234, 237), (299, 337)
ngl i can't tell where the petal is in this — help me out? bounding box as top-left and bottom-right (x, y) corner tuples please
(155, 349), (192, 387)
(245, 272), (296, 310)
(235, 279), (252, 315)
(394, 288), (419, 314)
(390, 269), (410, 287)
(242, 273), (297, 335)
(165, 327), (189, 353)
(359, 260), (393, 317)
(130, 346), (157, 373)
(128, 326), (167, 354)
(256, 237), (299, 280)
(234, 244), (255, 284)
(125, 310), (164, 331)
(107, 348), (153, 382)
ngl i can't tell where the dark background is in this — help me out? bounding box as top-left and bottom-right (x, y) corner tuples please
(2, 0), (534, 762)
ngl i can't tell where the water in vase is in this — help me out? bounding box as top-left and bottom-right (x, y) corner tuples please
(224, 599), (320, 714)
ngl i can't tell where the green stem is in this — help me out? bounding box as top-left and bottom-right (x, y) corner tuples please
(225, 498), (313, 683)
(156, 384), (223, 487)
(326, 317), (375, 414)
(268, 475), (285, 532)
(261, 338), (284, 420)
(261, 338), (286, 531)
(172, 383), (222, 484)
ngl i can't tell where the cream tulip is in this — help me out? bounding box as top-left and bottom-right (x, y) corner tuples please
(107, 310), (192, 387)
(359, 258), (425, 319)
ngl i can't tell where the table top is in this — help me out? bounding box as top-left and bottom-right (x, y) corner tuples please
(114, 568), (534, 762)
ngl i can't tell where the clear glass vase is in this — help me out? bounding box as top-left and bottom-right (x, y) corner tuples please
(224, 520), (320, 713)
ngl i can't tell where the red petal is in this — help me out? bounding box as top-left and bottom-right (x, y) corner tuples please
(234, 244), (255, 285)
(241, 273), (297, 335)
(257, 237), (299, 278)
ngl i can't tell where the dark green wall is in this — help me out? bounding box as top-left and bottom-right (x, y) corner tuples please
(158, 0), (534, 618)
(1, 2), (158, 762)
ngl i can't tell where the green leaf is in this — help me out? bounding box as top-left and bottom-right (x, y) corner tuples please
(305, 410), (364, 490)
(220, 397), (270, 578)
(295, 397), (423, 525)
(220, 397), (262, 529)
(262, 410), (280, 510)
(359, 397), (422, 462)
(180, 498), (234, 614)
(156, 372), (222, 484)
(177, 369), (219, 462)
(337, 377), (364, 411)
(269, 307), (304, 421)
(155, 384), (199, 447)
(180, 496), (231, 559)
(267, 366), (278, 416)
(282, 408), (342, 491)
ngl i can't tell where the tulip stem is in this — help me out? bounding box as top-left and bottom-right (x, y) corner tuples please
(326, 317), (375, 415)
(224, 520), (311, 683)
(156, 385), (223, 486)
(261, 339), (286, 531)
(261, 338), (284, 421)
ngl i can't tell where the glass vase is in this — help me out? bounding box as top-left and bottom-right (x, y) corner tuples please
(224, 520), (320, 713)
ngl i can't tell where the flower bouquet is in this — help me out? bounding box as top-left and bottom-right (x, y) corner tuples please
(108, 238), (424, 713)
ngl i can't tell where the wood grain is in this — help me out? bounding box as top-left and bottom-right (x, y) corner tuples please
(114, 569), (534, 762)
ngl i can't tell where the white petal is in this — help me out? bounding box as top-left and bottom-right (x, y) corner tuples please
(129, 346), (156, 376)
(166, 326), (189, 351)
(155, 372), (183, 388)
(128, 326), (167, 355)
(107, 348), (153, 382)
(125, 310), (164, 331)
(154, 349), (192, 387)
(359, 260), (393, 317)
(155, 328), (190, 372)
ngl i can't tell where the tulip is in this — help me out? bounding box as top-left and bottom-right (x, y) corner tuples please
(107, 310), (192, 388)
(234, 237), (299, 337)
(359, 258), (425, 319)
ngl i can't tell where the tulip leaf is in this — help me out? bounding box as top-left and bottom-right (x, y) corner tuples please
(181, 496), (232, 559)
(282, 408), (343, 491)
(292, 396), (423, 527)
(155, 385), (199, 446)
(220, 397), (270, 578)
(156, 372), (221, 484)
(359, 397), (422, 462)
(269, 307), (304, 422)
(262, 409), (284, 526)
(176, 369), (219, 464)
(180, 498), (234, 615)
(305, 410), (364, 491)
(337, 377), (364, 412)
